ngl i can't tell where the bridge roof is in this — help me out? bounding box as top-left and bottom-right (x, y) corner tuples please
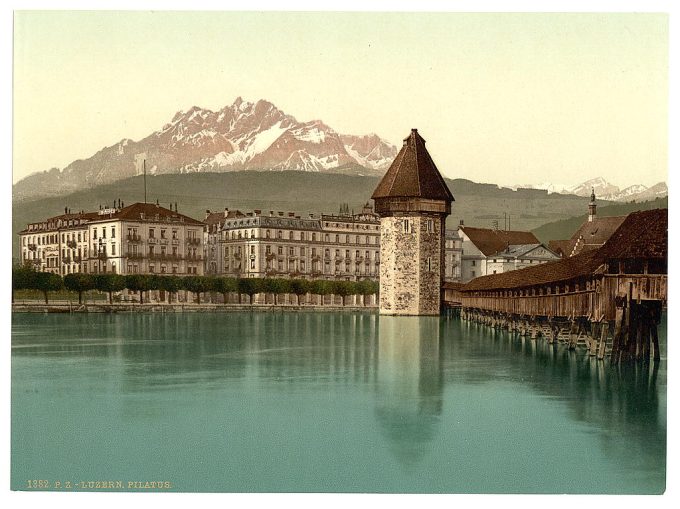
(462, 249), (603, 291)
(598, 208), (667, 260)
(461, 208), (667, 292)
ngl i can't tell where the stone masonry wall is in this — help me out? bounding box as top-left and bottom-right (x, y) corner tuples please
(379, 215), (443, 315)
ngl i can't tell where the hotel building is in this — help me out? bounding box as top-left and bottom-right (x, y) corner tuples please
(19, 201), (205, 276)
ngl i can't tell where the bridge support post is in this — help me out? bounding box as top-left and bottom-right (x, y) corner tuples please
(597, 322), (609, 360)
(568, 320), (578, 350)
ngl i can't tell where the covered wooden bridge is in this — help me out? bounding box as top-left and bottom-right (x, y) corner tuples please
(447, 209), (667, 364)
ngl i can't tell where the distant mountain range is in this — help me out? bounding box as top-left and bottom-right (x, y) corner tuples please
(13, 96), (667, 205)
(13, 97), (398, 201)
(512, 177), (667, 203)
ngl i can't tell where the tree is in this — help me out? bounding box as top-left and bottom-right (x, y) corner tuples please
(12, 264), (38, 303)
(34, 272), (63, 305)
(125, 274), (152, 304)
(159, 275), (183, 303)
(63, 273), (95, 304)
(213, 276), (237, 304)
(237, 277), (262, 305)
(94, 274), (126, 304)
(309, 279), (332, 306)
(331, 280), (354, 306)
(290, 279), (311, 305)
(183, 276), (213, 304)
(356, 279), (379, 306)
(262, 278), (291, 305)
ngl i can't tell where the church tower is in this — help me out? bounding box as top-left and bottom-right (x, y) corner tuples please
(371, 129), (454, 315)
(588, 188), (597, 222)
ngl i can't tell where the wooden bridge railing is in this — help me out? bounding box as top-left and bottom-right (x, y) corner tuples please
(454, 274), (667, 321)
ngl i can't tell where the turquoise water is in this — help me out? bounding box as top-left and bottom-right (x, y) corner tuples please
(11, 312), (666, 493)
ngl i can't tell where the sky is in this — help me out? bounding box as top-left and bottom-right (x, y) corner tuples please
(13, 10), (668, 188)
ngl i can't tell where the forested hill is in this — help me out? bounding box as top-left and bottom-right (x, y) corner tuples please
(12, 171), (634, 258)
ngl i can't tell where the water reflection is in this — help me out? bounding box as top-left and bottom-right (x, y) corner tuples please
(375, 317), (443, 466)
(11, 313), (666, 492)
(439, 319), (666, 482)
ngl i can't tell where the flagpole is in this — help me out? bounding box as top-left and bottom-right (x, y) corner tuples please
(143, 158), (147, 204)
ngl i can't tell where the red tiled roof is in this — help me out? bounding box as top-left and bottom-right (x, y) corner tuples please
(461, 209), (667, 292)
(460, 226), (539, 256)
(19, 211), (101, 233)
(204, 211), (226, 226)
(598, 208), (667, 260)
(371, 129), (454, 202)
(92, 202), (204, 225)
(547, 239), (570, 257)
(557, 215), (626, 257)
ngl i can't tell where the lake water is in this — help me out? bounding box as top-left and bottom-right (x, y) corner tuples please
(11, 312), (666, 494)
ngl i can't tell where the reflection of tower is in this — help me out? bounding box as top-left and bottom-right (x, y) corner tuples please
(375, 317), (443, 466)
(371, 129), (455, 316)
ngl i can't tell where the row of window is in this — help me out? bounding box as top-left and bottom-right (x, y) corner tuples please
(226, 229), (379, 244)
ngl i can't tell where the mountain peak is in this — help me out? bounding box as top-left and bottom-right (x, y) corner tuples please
(13, 97), (398, 201)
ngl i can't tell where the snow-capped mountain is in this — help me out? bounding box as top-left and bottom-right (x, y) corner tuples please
(13, 97), (398, 201)
(513, 177), (667, 203)
(565, 177), (621, 199)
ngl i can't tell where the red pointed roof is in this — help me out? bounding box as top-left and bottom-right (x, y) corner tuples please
(371, 129), (454, 202)
(460, 226), (540, 257)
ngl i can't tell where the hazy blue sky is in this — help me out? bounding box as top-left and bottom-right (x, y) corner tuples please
(13, 11), (668, 188)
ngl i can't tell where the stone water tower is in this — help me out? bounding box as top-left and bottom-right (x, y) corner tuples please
(371, 129), (454, 315)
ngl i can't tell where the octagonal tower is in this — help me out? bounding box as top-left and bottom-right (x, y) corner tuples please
(371, 129), (454, 315)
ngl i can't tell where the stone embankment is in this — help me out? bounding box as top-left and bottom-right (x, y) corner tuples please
(12, 302), (378, 313)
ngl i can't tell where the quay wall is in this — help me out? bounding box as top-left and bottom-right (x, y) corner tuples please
(12, 303), (378, 314)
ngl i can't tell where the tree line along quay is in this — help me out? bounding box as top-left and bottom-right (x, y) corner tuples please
(11, 265), (380, 307)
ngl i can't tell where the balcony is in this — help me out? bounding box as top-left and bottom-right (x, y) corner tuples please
(66, 240), (77, 249)
(266, 253), (276, 261)
(127, 234), (142, 242)
(97, 253), (108, 261)
(62, 257), (71, 264)
(28, 244), (37, 251)
(127, 252), (145, 260)
(147, 237), (158, 244)
(233, 252), (242, 260)
(186, 238), (201, 246)
(186, 254), (203, 262)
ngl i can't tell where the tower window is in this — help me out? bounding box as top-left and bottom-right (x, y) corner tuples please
(403, 220), (411, 233)
(426, 219), (434, 232)
(426, 257), (432, 271)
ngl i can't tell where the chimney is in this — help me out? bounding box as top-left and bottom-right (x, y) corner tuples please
(174, 202), (178, 212)
(224, 207), (229, 218)
(156, 199), (159, 206)
(64, 207), (68, 214)
(254, 209), (262, 215)
(288, 212), (295, 217)
(269, 210), (274, 216)
(459, 219), (464, 226)
(278, 212), (284, 217)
